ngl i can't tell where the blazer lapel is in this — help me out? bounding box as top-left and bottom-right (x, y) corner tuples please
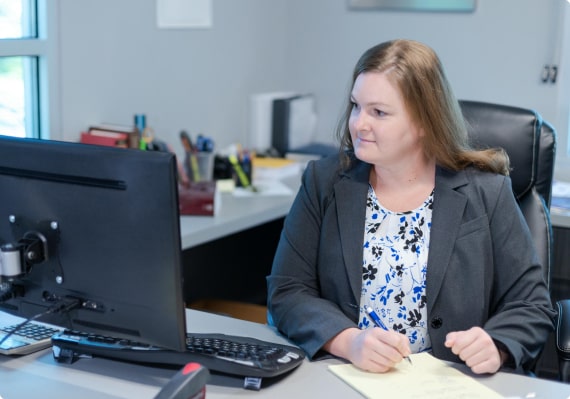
(426, 168), (468, 313)
(335, 162), (371, 305)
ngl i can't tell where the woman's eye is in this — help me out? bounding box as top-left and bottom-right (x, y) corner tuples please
(375, 109), (386, 117)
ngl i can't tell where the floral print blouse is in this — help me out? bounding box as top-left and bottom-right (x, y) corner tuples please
(358, 185), (434, 353)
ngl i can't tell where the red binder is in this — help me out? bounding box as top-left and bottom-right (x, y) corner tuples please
(80, 131), (129, 147)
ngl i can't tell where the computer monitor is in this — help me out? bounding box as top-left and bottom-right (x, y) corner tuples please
(0, 136), (187, 352)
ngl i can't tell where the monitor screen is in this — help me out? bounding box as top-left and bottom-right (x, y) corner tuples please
(0, 136), (187, 352)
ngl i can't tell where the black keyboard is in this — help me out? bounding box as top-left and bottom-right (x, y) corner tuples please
(51, 330), (305, 379)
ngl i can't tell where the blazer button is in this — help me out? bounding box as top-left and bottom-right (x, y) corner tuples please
(431, 317), (443, 329)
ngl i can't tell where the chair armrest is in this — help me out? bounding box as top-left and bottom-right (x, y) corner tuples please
(556, 300), (570, 381)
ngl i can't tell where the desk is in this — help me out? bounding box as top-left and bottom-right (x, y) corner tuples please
(179, 176), (299, 306)
(179, 176), (299, 250)
(1, 309), (570, 399)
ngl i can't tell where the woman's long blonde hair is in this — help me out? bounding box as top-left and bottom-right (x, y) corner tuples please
(336, 39), (509, 175)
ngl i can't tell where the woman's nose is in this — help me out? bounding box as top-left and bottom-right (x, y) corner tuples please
(351, 110), (369, 131)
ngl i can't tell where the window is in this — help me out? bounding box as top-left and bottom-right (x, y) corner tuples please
(0, 0), (55, 139)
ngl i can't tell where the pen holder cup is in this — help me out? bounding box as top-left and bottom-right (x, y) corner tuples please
(232, 159), (253, 188)
(185, 151), (214, 182)
(197, 152), (215, 181)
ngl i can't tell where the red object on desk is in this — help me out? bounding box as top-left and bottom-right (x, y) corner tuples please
(80, 131), (129, 147)
(153, 362), (208, 399)
(178, 181), (217, 216)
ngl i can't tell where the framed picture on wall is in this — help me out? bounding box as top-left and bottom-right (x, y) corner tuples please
(348, 0), (476, 12)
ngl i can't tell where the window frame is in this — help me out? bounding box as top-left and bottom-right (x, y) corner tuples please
(0, 0), (59, 140)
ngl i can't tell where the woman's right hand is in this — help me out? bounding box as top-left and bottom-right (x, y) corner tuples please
(324, 327), (411, 373)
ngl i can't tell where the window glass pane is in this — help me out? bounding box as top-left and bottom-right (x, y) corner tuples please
(0, 56), (38, 138)
(0, 0), (36, 39)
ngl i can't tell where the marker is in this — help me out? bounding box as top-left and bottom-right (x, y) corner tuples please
(365, 306), (412, 365)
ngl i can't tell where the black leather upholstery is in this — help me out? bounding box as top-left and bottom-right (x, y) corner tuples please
(537, 121), (557, 209)
(557, 300), (570, 381)
(459, 100), (558, 378)
(459, 100), (556, 289)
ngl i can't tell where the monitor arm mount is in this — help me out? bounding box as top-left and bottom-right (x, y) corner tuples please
(0, 216), (63, 300)
(1, 231), (48, 278)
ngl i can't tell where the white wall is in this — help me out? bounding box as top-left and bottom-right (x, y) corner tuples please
(281, 0), (570, 177)
(57, 0), (291, 158)
(289, 0), (562, 134)
(56, 0), (570, 174)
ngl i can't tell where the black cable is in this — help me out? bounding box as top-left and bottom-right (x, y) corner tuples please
(0, 296), (81, 349)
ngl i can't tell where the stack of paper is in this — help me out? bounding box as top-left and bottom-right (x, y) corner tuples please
(233, 179), (294, 197)
(552, 180), (570, 215)
(252, 157), (302, 180)
(328, 352), (504, 399)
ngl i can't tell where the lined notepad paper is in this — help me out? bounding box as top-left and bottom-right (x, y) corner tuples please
(329, 352), (504, 399)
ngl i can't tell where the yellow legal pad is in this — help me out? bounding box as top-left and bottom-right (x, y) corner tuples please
(328, 352), (504, 399)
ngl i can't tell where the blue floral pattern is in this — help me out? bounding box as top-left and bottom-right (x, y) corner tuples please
(359, 186), (433, 353)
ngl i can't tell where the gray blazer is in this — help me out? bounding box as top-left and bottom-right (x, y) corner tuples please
(267, 154), (556, 372)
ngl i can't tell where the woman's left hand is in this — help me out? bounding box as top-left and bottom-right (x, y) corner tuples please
(444, 326), (504, 374)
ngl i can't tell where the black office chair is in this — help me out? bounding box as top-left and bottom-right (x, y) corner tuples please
(459, 99), (558, 374)
(460, 100), (556, 284)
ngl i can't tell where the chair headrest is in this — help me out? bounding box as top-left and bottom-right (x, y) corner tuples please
(459, 100), (541, 200)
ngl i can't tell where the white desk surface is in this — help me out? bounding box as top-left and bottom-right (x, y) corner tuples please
(1, 309), (570, 399)
(179, 177), (299, 249)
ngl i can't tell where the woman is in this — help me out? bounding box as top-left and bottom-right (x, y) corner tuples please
(266, 39), (555, 375)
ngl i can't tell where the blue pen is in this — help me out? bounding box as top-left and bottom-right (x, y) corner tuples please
(365, 306), (412, 365)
